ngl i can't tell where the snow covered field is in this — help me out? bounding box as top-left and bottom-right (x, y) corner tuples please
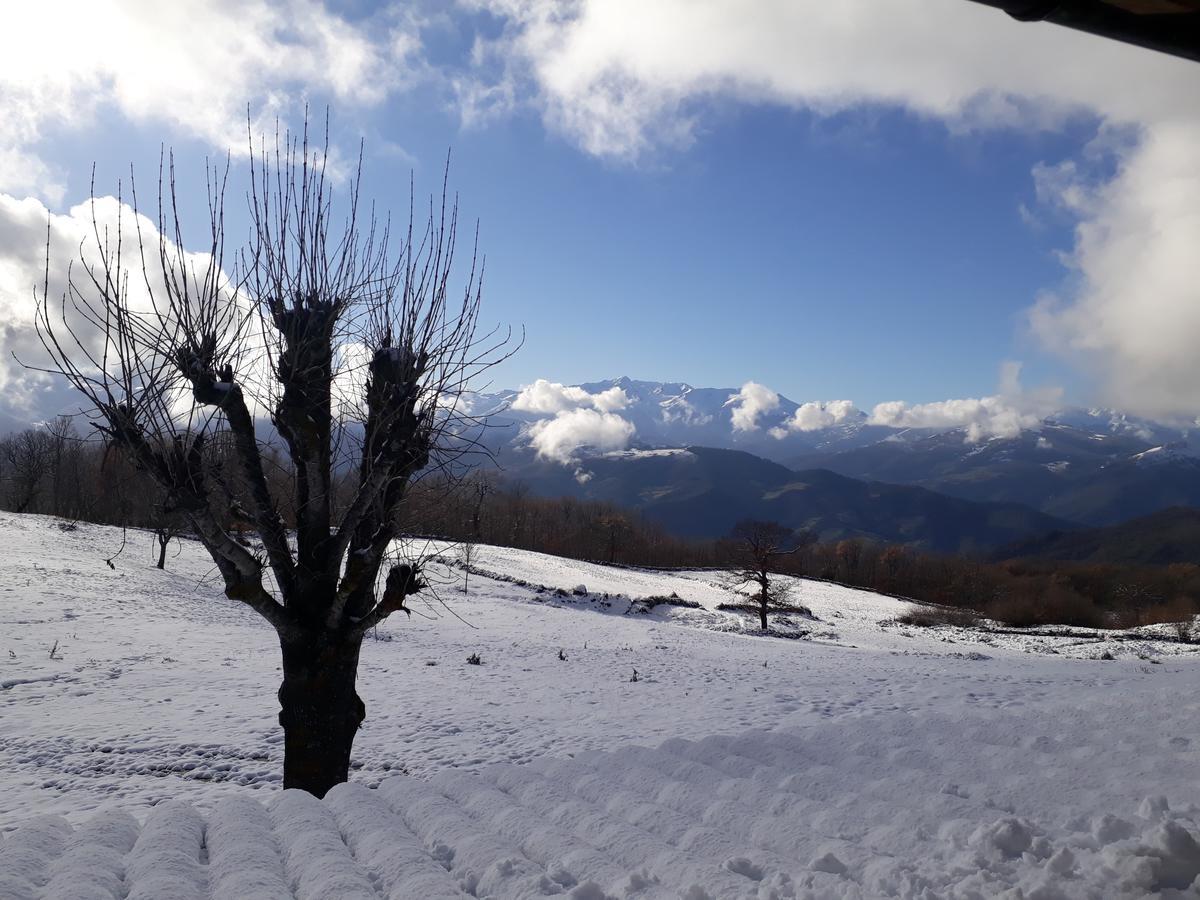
(4, 511), (1200, 897)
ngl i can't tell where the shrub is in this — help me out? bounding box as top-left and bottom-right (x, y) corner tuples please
(985, 581), (1109, 629)
(717, 601), (814, 618)
(1134, 595), (1199, 629)
(895, 605), (980, 628)
(641, 593), (702, 610)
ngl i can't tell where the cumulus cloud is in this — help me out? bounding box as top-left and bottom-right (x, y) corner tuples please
(0, 1), (421, 199)
(868, 362), (1062, 443)
(725, 381), (779, 432)
(0, 192), (241, 428)
(464, 0), (1200, 418)
(464, 0), (1188, 161)
(526, 407), (635, 464)
(511, 378), (629, 414)
(869, 397), (1034, 443)
(512, 379), (636, 465)
(660, 396), (712, 427)
(770, 400), (858, 438)
(1028, 121), (1200, 418)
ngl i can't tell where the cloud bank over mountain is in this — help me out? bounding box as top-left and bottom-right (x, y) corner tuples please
(867, 362), (1063, 442)
(493, 366), (1083, 477)
(525, 408), (636, 467)
(513, 380), (637, 464)
(771, 400), (859, 438)
(725, 382), (780, 433)
(512, 379), (630, 415)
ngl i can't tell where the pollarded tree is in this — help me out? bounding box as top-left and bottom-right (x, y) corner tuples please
(31, 121), (512, 796)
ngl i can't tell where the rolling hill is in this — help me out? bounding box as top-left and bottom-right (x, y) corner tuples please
(998, 506), (1200, 566)
(501, 445), (1076, 553)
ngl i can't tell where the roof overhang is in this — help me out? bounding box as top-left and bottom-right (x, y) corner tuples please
(967, 0), (1200, 62)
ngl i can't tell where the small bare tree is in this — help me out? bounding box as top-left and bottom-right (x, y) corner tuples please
(151, 493), (185, 570)
(30, 119), (512, 796)
(458, 540), (477, 595)
(727, 520), (812, 631)
(467, 469), (493, 540)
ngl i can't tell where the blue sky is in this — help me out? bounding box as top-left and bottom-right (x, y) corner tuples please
(52, 74), (1090, 408)
(1, 0), (1197, 427)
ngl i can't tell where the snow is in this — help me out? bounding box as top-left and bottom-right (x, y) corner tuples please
(598, 448), (696, 461)
(8, 733), (1200, 897)
(5, 511), (1200, 896)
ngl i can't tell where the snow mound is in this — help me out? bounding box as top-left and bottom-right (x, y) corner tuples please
(5, 730), (1200, 899)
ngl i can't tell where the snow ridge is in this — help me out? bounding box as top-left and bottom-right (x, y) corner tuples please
(5, 728), (1200, 899)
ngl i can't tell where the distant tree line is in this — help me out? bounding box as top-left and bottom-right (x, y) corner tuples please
(0, 419), (346, 568)
(395, 473), (1200, 631)
(4, 424), (1198, 631)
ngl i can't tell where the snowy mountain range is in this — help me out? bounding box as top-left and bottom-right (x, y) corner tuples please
(473, 377), (1200, 539)
(476, 376), (888, 462)
(477, 376), (1199, 465)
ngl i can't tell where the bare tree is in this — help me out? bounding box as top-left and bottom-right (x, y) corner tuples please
(30, 119), (513, 796)
(596, 513), (633, 564)
(727, 520), (813, 631)
(458, 540), (477, 595)
(467, 470), (493, 540)
(44, 416), (83, 518)
(0, 428), (54, 513)
(150, 490), (185, 570)
(836, 538), (864, 582)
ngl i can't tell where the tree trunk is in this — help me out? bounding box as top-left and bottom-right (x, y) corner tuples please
(759, 599), (768, 631)
(277, 630), (366, 797)
(156, 533), (169, 569)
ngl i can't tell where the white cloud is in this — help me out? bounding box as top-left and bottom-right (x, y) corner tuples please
(465, 0), (1200, 419)
(1029, 120), (1200, 418)
(526, 407), (635, 464)
(725, 381), (779, 432)
(0, 192), (240, 427)
(0, 1), (421, 199)
(464, 0), (1190, 162)
(769, 400), (858, 438)
(868, 362), (1061, 443)
(511, 378), (629, 414)
(513, 379), (635, 465)
(660, 396), (712, 427)
(869, 397), (1035, 443)
(589, 386), (631, 413)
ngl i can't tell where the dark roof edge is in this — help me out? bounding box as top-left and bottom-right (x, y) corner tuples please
(967, 0), (1200, 63)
